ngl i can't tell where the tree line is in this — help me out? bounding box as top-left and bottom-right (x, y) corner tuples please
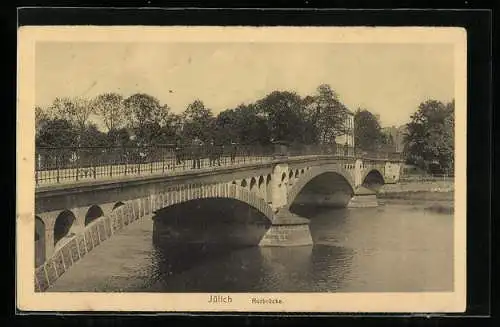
(35, 83), (455, 174)
(35, 84), (354, 148)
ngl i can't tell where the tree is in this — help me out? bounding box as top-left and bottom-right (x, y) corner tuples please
(134, 122), (162, 145)
(107, 127), (133, 147)
(91, 93), (125, 132)
(214, 109), (239, 144)
(181, 99), (215, 143)
(307, 84), (351, 144)
(380, 127), (397, 152)
(403, 99), (454, 174)
(382, 133), (395, 150)
(49, 97), (95, 132)
(354, 108), (384, 151)
(443, 100), (455, 173)
(255, 91), (309, 144)
(123, 93), (165, 144)
(167, 113), (184, 143)
(35, 119), (77, 147)
(152, 125), (179, 145)
(301, 95), (320, 144)
(235, 104), (270, 145)
(152, 105), (181, 145)
(47, 96), (96, 148)
(214, 104), (271, 145)
(80, 123), (108, 147)
(35, 106), (50, 136)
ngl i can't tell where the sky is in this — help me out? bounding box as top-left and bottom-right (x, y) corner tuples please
(35, 42), (455, 129)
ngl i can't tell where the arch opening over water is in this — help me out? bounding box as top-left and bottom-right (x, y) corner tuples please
(53, 210), (77, 247)
(113, 201), (125, 210)
(152, 197), (273, 276)
(85, 205), (104, 225)
(154, 198), (271, 237)
(250, 177), (257, 191)
(362, 169), (385, 191)
(258, 176), (264, 188)
(289, 171), (354, 217)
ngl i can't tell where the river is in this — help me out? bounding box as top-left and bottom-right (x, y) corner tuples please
(48, 199), (454, 293)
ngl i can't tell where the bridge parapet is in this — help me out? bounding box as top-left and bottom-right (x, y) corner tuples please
(36, 143), (392, 187)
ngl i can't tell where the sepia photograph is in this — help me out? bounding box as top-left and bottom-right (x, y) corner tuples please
(17, 26), (466, 312)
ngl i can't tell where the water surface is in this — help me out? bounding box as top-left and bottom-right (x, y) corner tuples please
(49, 200), (453, 292)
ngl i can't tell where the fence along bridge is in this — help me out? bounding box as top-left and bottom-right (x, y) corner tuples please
(34, 143), (403, 292)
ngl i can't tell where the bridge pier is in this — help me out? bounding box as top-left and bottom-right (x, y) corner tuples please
(270, 163), (289, 212)
(347, 186), (379, 208)
(259, 209), (313, 247)
(44, 229), (55, 260)
(37, 212), (58, 260)
(72, 207), (88, 230)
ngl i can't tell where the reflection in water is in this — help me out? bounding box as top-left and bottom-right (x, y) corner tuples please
(49, 200), (454, 293)
(147, 243), (357, 292)
(256, 245), (355, 292)
(153, 198), (271, 247)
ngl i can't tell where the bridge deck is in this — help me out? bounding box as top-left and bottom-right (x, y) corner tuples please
(35, 154), (352, 191)
(35, 153), (398, 191)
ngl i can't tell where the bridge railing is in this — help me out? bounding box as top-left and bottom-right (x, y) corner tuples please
(34, 144), (267, 185)
(34, 143), (395, 186)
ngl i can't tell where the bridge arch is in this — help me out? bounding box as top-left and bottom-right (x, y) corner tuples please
(152, 183), (274, 248)
(258, 175), (264, 188)
(258, 175), (265, 198)
(361, 169), (385, 191)
(53, 210), (78, 248)
(85, 205), (104, 225)
(153, 183), (274, 222)
(151, 184), (275, 272)
(266, 174), (272, 202)
(35, 216), (45, 267)
(286, 164), (355, 209)
(250, 177), (257, 191)
(113, 201), (125, 210)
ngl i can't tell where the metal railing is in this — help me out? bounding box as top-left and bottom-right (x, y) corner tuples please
(34, 143), (399, 186)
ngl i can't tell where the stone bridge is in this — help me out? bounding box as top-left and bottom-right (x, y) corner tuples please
(34, 154), (402, 291)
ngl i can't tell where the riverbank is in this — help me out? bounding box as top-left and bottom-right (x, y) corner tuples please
(378, 180), (454, 214)
(380, 180), (454, 195)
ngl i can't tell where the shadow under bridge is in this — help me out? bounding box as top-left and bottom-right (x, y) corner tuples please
(362, 169), (385, 192)
(289, 171), (355, 217)
(151, 197), (272, 275)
